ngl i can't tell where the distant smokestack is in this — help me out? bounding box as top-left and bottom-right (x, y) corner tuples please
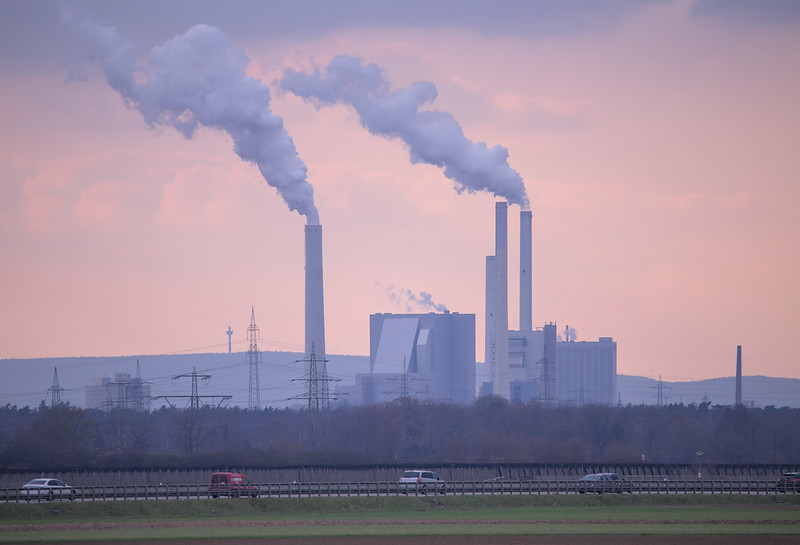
(519, 210), (532, 332)
(494, 202), (510, 398)
(735, 345), (742, 406)
(305, 225), (326, 363)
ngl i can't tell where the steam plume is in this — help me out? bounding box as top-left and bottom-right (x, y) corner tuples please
(281, 55), (528, 208)
(379, 283), (449, 313)
(62, 9), (319, 224)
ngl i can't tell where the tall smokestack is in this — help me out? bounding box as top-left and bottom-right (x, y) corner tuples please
(519, 210), (532, 332)
(735, 345), (742, 406)
(494, 202), (510, 398)
(485, 255), (496, 387)
(305, 225), (326, 364)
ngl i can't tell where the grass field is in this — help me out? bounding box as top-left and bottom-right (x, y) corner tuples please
(1, 494), (799, 543)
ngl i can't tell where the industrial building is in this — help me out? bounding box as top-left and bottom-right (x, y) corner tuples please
(556, 336), (617, 406)
(484, 203), (617, 406)
(85, 370), (151, 411)
(348, 311), (476, 405)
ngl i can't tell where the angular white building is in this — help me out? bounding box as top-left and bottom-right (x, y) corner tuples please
(351, 312), (476, 405)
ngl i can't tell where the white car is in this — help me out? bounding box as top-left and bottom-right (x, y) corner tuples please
(20, 478), (76, 501)
(398, 470), (446, 494)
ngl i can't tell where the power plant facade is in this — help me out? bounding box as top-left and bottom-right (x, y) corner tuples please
(85, 372), (151, 411)
(556, 337), (617, 406)
(347, 312), (476, 406)
(484, 203), (618, 406)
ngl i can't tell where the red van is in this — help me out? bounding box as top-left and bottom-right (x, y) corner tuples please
(209, 472), (259, 498)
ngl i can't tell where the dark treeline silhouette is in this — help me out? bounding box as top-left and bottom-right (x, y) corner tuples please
(1, 397), (798, 471)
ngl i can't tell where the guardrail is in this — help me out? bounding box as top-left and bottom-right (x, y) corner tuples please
(1, 480), (796, 503)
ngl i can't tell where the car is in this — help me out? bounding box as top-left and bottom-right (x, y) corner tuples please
(776, 472), (800, 493)
(20, 478), (76, 501)
(398, 470), (446, 495)
(576, 473), (633, 494)
(209, 472), (259, 498)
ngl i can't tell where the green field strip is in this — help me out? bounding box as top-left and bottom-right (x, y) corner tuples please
(1, 521), (800, 543)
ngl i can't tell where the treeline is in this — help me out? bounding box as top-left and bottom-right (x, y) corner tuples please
(1, 398), (799, 471)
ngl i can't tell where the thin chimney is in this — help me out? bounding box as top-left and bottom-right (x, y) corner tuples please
(735, 345), (742, 406)
(305, 224), (326, 363)
(493, 202), (510, 398)
(519, 210), (532, 332)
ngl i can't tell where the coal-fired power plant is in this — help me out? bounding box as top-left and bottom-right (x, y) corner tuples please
(305, 224), (326, 365)
(484, 202), (617, 406)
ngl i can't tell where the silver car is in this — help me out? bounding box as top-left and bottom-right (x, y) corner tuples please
(20, 478), (76, 501)
(398, 470), (446, 494)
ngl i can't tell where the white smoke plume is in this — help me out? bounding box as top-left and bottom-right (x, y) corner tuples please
(281, 55), (529, 208)
(379, 282), (449, 313)
(61, 8), (319, 224)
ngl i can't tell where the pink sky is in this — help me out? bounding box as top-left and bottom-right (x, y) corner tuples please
(1, 1), (799, 382)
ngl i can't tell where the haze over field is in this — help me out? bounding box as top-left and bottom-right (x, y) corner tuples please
(1, 1), (798, 387)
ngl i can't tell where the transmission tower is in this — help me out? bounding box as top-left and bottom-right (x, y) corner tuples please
(650, 374), (671, 406)
(537, 355), (556, 407)
(291, 342), (339, 410)
(153, 367), (231, 409)
(130, 360), (150, 412)
(386, 357), (424, 405)
(247, 307), (261, 410)
(47, 367), (64, 407)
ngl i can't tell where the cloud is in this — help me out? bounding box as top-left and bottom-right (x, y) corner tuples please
(20, 159), (84, 233)
(73, 181), (137, 229)
(690, 0), (800, 24)
(493, 91), (588, 116)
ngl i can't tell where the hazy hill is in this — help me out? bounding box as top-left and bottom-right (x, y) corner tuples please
(617, 374), (800, 408)
(0, 352), (370, 410)
(2, 353), (798, 409)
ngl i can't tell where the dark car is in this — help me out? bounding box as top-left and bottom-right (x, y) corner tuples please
(576, 473), (633, 494)
(776, 472), (800, 493)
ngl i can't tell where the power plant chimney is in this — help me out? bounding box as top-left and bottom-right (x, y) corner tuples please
(305, 224), (326, 365)
(735, 345), (742, 406)
(519, 210), (532, 332)
(484, 255), (496, 388)
(493, 202), (510, 398)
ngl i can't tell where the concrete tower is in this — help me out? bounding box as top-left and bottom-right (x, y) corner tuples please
(519, 210), (532, 332)
(484, 255), (496, 390)
(735, 345), (742, 406)
(493, 202), (510, 398)
(304, 224), (326, 365)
